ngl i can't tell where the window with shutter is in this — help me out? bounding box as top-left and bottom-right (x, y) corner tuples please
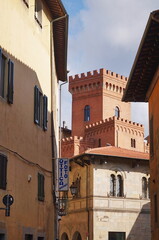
(34, 85), (40, 124)
(0, 154), (7, 190)
(8, 59), (14, 104)
(38, 173), (45, 201)
(34, 86), (48, 131)
(43, 95), (48, 131)
(0, 49), (14, 104)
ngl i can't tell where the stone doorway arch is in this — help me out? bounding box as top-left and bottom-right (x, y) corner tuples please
(72, 231), (82, 240)
(61, 232), (69, 240)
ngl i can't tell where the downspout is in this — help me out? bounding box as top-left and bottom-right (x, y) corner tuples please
(83, 162), (90, 240)
(50, 13), (68, 240)
(59, 81), (68, 158)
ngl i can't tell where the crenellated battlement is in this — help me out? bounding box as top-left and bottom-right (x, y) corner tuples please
(116, 117), (143, 128)
(85, 116), (144, 132)
(85, 117), (115, 130)
(69, 68), (128, 82)
(61, 136), (84, 142)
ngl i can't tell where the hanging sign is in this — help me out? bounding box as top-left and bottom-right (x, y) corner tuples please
(58, 158), (69, 191)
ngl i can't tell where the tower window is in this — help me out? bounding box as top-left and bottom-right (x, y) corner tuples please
(115, 106), (120, 118)
(131, 138), (136, 148)
(84, 105), (90, 121)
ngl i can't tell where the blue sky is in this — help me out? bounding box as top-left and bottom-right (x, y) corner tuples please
(60, 0), (159, 136)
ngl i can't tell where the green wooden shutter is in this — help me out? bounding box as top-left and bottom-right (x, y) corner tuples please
(38, 173), (44, 201)
(0, 154), (7, 190)
(8, 59), (14, 104)
(43, 95), (48, 131)
(34, 86), (40, 124)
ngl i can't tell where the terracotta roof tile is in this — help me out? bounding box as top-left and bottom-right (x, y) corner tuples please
(85, 146), (149, 160)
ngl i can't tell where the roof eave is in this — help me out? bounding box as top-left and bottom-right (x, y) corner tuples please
(45, 0), (68, 82)
(123, 10), (159, 102)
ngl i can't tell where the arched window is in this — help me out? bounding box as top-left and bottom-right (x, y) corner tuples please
(61, 233), (69, 240)
(116, 175), (123, 197)
(84, 105), (90, 121)
(115, 106), (120, 118)
(72, 231), (82, 240)
(142, 177), (147, 198)
(110, 174), (116, 196)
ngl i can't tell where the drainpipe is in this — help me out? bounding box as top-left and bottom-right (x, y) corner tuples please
(50, 13), (68, 240)
(59, 81), (68, 158)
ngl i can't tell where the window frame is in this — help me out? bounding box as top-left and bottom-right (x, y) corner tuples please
(110, 173), (124, 197)
(108, 232), (126, 240)
(115, 106), (120, 118)
(34, 86), (48, 130)
(0, 49), (14, 104)
(84, 105), (90, 122)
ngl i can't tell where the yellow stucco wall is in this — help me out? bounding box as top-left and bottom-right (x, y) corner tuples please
(148, 68), (159, 240)
(0, 0), (59, 239)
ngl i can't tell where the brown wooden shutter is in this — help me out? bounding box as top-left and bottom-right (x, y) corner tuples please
(34, 86), (40, 124)
(0, 154), (7, 190)
(38, 173), (44, 201)
(43, 95), (48, 131)
(8, 59), (14, 104)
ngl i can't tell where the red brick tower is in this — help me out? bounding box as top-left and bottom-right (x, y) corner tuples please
(61, 68), (148, 158)
(69, 69), (130, 136)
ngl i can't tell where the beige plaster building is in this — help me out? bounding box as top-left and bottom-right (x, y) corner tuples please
(60, 147), (150, 240)
(0, 0), (68, 239)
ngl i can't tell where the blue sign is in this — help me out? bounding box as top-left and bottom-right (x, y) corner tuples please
(58, 158), (69, 191)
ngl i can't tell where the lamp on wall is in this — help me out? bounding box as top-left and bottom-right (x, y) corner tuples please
(70, 181), (78, 197)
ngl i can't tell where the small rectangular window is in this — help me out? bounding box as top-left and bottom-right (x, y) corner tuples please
(25, 234), (33, 240)
(131, 138), (136, 148)
(38, 237), (44, 240)
(109, 232), (126, 240)
(35, 0), (42, 28)
(38, 173), (45, 201)
(0, 233), (5, 240)
(0, 49), (14, 104)
(0, 154), (7, 190)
